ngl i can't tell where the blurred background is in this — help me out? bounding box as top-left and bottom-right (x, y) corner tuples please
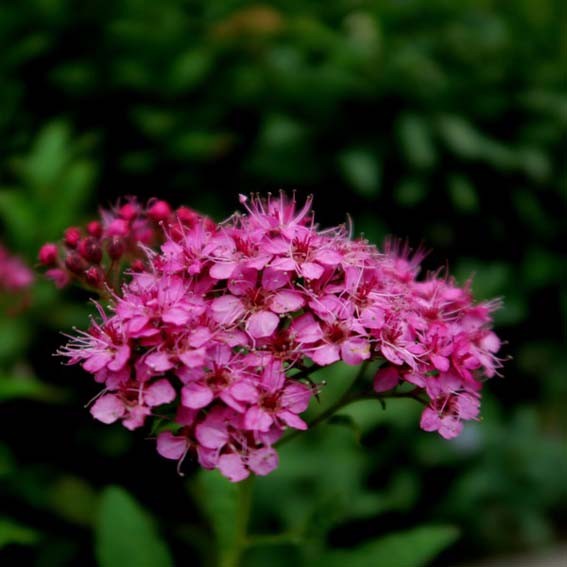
(0, 0), (565, 565)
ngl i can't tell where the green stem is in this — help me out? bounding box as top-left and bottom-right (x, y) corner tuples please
(220, 476), (254, 567)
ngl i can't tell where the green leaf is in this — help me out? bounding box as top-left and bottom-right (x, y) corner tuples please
(49, 476), (98, 526)
(318, 525), (459, 567)
(397, 114), (435, 169)
(437, 115), (484, 159)
(394, 178), (426, 207)
(339, 148), (381, 197)
(0, 517), (39, 549)
(448, 175), (478, 213)
(168, 49), (213, 93)
(96, 486), (173, 567)
(0, 375), (63, 403)
(24, 121), (71, 192)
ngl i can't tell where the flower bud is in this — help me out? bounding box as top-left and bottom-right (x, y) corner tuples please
(87, 221), (103, 238)
(119, 203), (139, 220)
(176, 206), (200, 227)
(78, 237), (103, 264)
(64, 227), (81, 248)
(148, 200), (172, 222)
(85, 265), (105, 288)
(106, 236), (126, 260)
(38, 243), (58, 266)
(65, 252), (88, 274)
(130, 259), (145, 272)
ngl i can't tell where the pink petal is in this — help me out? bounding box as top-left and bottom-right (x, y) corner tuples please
(244, 406), (273, 431)
(431, 354), (450, 372)
(123, 405), (150, 430)
(300, 262), (324, 280)
(181, 383), (214, 409)
(211, 296), (245, 325)
(269, 257), (296, 272)
(261, 268), (288, 290)
(195, 419), (229, 450)
(248, 447), (279, 476)
(217, 453), (249, 482)
(314, 249), (342, 266)
(83, 351), (113, 373)
(229, 381), (258, 403)
(480, 332), (501, 353)
(246, 311), (279, 338)
(209, 262), (236, 280)
(373, 367), (400, 393)
(178, 348), (206, 368)
(419, 407), (441, 433)
(380, 344), (404, 365)
(157, 432), (188, 460)
(188, 327), (212, 348)
(341, 338), (371, 366)
(90, 394), (125, 424)
(162, 306), (191, 326)
(144, 379), (176, 406)
(281, 383), (311, 413)
(360, 306), (385, 330)
(278, 410), (307, 430)
(108, 345), (131, 372)
(269, 290), (305, 314)
(310, 344), (340, 366)
(145, 351), (174, 373)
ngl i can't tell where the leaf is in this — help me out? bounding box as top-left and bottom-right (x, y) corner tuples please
(24, 121), (71, 192)
(96, 486), (173, 567)
(397, 114), (436, 169)
(0, 517), (39, 549)
(338, 148), (381, 197)
(0, 375), (63, 403)
(49, 476), (98, 526)
(394, 178), (426, 207)
(317, 525), (459, 567)
(448, 175), (478, 213)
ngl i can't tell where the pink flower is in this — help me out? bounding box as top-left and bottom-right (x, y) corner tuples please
(244, 361), (312, 432)
(55, 192), (504, 480)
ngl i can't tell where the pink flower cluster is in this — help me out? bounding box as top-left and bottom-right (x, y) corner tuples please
(56, 193), (502, 481)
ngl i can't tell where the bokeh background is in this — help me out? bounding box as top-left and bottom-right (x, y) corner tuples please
(1, 1), (565, 565)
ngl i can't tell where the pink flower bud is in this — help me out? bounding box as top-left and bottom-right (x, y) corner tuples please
(176, 206), (200, 226)
(64, 227), (81, 248)
(38, 243), (58, 266)
(87, 221), (103, 238)
(78, 237), (103, 264)
(85, 265), (105, 288)
(118, 203), (139, 220)
(130, 259), (145, 272)
(65, 252), (88, 274)
(148, 200), (172, 222)
(106, 236), (125, 260)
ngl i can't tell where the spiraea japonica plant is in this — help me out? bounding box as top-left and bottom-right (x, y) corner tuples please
(40, 193), (503, 483)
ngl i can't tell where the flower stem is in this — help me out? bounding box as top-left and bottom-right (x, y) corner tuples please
(220, 476), (254, 567)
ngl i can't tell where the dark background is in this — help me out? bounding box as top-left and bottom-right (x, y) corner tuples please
(0, 1), (565, 565)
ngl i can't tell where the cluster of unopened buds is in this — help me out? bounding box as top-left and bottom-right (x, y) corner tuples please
(43, 193), (503, 482)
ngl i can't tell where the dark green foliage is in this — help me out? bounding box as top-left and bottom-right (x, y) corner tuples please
(0, 0), (565, 565)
